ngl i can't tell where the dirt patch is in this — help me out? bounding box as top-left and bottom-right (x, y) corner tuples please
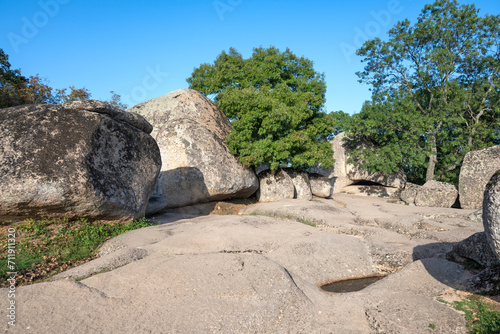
(160, 197), (258, 216)
(209, 198), (258, 215)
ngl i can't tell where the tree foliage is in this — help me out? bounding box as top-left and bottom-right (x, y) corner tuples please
(0, 48), (27, 108)
(187, 46), (335, 170)
(351, 0), (499, 184)
(344, 89), (430, 184)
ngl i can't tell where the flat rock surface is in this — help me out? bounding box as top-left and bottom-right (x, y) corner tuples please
(2, 195), (483, 333)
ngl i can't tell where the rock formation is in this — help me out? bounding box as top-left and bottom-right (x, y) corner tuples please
(283, 168), (312, 200)
(127, 89), (259, 213)
(451, 232), (500, 268)
(459, 145), (500, 209)
(0, 100), (161, 222)
(414, 180), (459, 208)
(4, 193), (482, 333)
(400, 182), (420, 205)
(309, 174), (332, 198)
(450, 171), (500, 294)
(483, 170), (500, 260)
(400, 181), (458, 208)
(310, 132), (406, 195)
(257, 168), (313, 202)
(256, 169), (295, 202)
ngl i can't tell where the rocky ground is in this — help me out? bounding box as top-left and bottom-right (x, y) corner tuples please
(1, 195), (494, 333)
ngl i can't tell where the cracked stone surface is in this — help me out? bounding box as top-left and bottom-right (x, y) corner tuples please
(241, 195), (480, 271)
(1, 195), (482, 333)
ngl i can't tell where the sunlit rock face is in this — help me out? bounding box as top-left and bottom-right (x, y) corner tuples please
(459, 145), (500, 209)
(128, 89), (258, 213)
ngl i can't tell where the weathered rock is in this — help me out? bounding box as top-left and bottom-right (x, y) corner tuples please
(467, 265), (500, 294)
(309, 132), (350, 193)
(257, 169), (313, 202)
(310, 132), (406, 193)
(309, 174), (332, 198)
(414, 180), (458, 208)
(363, 259), (469, 334)
(483, 170), (500, 260)
(450, 232), (500, 267)
(283, 168), (312, 200)
(257, 169), (295, 202)
(466, 209), (483, 223)
(2, 196), (481, 333)
(400, 182), (421, 205)
(127, 89), (258, 213)
(6, 214), (380, 333)
(0, 101), (161, 222)
(459, 145), (500, 209)
(53, 248), (149, 281)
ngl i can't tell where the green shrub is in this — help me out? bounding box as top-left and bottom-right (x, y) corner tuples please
(0, 217), (155, 286)
(454, 296), (500, 334)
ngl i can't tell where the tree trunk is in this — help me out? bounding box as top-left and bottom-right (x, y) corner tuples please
(426, 134), (437, 182)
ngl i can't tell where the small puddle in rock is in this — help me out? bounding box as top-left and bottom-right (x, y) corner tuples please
(321, 274), (386, 293)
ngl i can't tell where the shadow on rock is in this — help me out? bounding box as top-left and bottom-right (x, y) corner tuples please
(413, 242), (473, 291)
(413, 241), (457, 263)
(412, 245), (473, 291)
(414, 240), (500, 294)
(150, 202), (219, 225)
(342, 183), (399, 198)
(146, 166), (211, 215)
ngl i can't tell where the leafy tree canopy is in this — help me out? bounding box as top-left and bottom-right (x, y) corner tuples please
(349, 0), (499, 184)
(0, 48), (27, 108)
(187, 46), (335, 170)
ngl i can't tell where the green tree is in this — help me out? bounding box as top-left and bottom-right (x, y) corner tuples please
(108, 91), (128, 109)
(56, 86), (92, 103)
(353, 0), (500, 183)
(345, 89), (430, 184)
(20, 74), (61, 104)
(187, 46), (335, 170)
(0, 48), (27, 108)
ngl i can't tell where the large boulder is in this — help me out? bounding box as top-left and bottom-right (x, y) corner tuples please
(257, 168), (313, 202)
(310, 132), (406, 194)
(283, 168), (312, 200)
(450, 232), (500, 268)
(127, 89), (259, 213)
(309, 132), (350, 193)
(459, 145), (500, 209)
(257, 169), (295, 202)
(309, 174), (332, 198)
(400, 181), (459, 208)
(483, 170), (500, 261)
(0, 101), (161, 222)
(414, 180), (458, 208)
(400, 182), (420, 205)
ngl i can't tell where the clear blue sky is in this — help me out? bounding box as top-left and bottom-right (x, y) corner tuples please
(1, 0), (498, 114)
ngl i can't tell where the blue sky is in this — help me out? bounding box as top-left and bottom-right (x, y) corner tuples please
(1, 0), (499, 114)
